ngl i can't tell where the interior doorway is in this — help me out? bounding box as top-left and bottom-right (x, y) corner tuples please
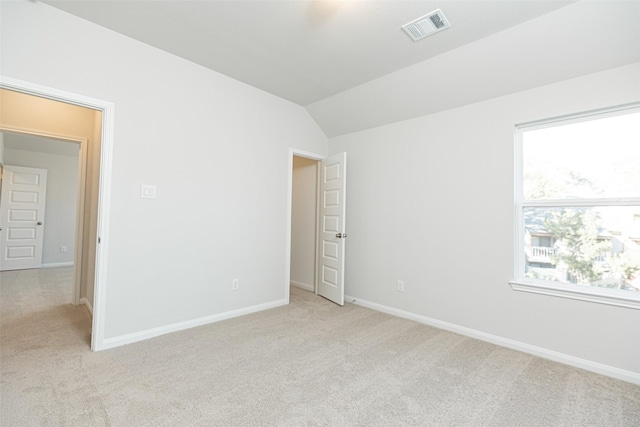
(0, 78), (114, 351)
(290, 155), (319, 294)
(287, 149), (347, 306)
(0, 131), (86, 306)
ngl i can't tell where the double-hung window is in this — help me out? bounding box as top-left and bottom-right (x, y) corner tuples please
(512, 104), (640, 309)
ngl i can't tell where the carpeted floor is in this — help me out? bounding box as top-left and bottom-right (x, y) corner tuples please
(1, 267), (639, 426)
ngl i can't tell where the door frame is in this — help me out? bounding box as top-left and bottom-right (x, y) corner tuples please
(0, 76), (115, 352)
(0, 127), (87, 303)
(286, 148), (325, 303)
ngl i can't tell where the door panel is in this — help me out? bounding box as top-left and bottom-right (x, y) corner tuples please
(317, 152), (346, 305)
(0, 165), (48, 271)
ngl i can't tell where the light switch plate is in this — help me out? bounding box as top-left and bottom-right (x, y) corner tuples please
(141, 184), (157, 199)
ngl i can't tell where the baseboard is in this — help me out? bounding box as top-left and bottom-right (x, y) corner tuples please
(41, 262), (74, 268)
(79, 297), (93, 315)
(345, 294), (640, 385)
(100, 298), (288, 351)
(290, 280), (314, 292)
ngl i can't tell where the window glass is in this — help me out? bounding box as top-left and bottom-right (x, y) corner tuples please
(516, 106), (640, 303)
(523, 112), (640, 200)
(524, 206), (640, 291)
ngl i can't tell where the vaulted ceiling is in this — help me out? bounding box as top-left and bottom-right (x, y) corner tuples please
(44, 1), (640, 137)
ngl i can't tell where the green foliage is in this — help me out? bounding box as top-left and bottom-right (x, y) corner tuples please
(544, 209), (610, 285)
(524, 166), (599, 200)
(524, 170), (562, 199)
(526, 163), (640, 289)
(607, 248), (640, 280)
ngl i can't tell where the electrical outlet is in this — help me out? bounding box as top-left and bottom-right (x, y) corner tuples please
(140, 184), (157, 199)
(60, 245), (67, 253)
(397, 280), (405, 292)
(232, 279), (239, 291)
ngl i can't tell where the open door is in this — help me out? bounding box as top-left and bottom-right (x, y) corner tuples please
(317, 152), (346, 305)
(0, 165), (48, 271)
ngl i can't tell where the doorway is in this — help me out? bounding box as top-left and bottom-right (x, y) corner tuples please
(0, 132), (85, 303)
(0, 77), (114, 351)
(290, 155), (319, 294)
(287, 150), (347, 306)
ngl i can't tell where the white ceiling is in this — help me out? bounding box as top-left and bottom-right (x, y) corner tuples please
(43, 1), (640, 137)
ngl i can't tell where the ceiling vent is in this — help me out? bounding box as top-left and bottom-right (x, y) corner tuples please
(402, 9), (450, 42)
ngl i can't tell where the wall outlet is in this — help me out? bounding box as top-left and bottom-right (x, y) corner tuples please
(232, 279), (239, 291)
(140, 184), (157, 199)
(397, 280), (405, 292)
(60, 245), (67, 253)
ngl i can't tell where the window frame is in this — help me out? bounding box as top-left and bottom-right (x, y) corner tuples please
(510, 102), (640, 310)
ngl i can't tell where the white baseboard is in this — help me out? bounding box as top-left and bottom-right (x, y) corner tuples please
(100, 298), (288, 351)
(345, 294), (640, 385)
(79, 297), (93, 315)
(290, 280), (314, 292)
(41, 262), (74, 268)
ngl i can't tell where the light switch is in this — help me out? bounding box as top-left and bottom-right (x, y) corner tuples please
(140, 185), (157, 199)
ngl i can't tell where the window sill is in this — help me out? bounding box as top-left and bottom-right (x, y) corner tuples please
(509, 280), (640, 310)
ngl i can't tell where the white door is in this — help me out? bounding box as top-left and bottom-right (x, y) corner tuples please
(317, 152), (347, 306)
(0, 165), (48, 271)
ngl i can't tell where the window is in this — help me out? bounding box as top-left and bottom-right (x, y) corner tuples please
(511, 104), (640, 309)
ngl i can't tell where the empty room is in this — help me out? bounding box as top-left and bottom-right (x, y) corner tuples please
(1, 0), (639, 425)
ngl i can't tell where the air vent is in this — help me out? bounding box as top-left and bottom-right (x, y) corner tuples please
(402, 9), (450, 42)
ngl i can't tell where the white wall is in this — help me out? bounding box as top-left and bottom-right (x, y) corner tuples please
(290, 156), (317, 291)
(330, 62), (640, 377)
(1, 1), (327, 341)
(4, 143), (79, 266)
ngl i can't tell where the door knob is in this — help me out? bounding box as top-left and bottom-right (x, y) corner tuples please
(37, 222), (43, 226)
(336, 233), (342, 238)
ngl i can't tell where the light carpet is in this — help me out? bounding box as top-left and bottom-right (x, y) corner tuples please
(1, 267), (639, 426)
